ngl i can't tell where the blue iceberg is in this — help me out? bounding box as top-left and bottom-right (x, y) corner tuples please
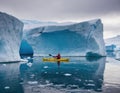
(25, 19), (105, 56)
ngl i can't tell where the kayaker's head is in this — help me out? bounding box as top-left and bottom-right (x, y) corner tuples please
(58, 53), (60, 56)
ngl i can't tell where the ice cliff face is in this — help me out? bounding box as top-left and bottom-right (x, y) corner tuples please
(0, 12), (23, 62)
(25, 19), (105, 56)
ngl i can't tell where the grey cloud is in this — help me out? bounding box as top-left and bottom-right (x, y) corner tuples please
(105, 25), (120, 31)
(0, 0), (120, 20)
(0, 0), (120, 38)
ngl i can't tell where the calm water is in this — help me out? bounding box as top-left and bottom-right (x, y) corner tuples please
(0, 57), (120, 93)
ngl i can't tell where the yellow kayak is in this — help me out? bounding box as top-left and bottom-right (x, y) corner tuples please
(43, 58), (69, 62)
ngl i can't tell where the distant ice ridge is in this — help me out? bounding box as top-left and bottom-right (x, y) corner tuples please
(0, 12), (23, 62)
(25, 19), (105, 56)
(105, 35), (120, 46)
(105, 35), (120, 59)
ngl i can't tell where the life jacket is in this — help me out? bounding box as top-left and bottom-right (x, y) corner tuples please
(56, 53), (61, 59)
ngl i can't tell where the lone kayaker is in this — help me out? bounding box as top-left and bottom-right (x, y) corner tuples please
(55, 53), (61, 67)
(55, 53), (61, 59)
(49, 53), (61, 67)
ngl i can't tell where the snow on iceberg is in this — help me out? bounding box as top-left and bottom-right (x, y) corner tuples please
(0, 12), (23, 62)
(22, 19), (74, 30)
(25, 19), (105, 56)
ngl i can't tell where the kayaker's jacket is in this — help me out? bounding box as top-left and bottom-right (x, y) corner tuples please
(55, 53), (61, 59)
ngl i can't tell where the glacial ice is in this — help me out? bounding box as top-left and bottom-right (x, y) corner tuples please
(0, 12), (23, 62)
(25, 19), (105, 56)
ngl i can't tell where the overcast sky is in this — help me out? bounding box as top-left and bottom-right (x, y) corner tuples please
(0, 0), (120, 39)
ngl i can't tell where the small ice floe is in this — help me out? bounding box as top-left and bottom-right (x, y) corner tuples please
(38, 84), (46, 88)
(45, 80), (50, 84)
(27, 81), (38, 85)
(4, 86), (10, 89)
(27, 62), (32, 67)
(54, 84), (65, 88)
(44, 72), (47, 74)
(86, 83), (95, 87)
(27, 57), (31, 59)
(67, 85), (79, 89)
(20, 59), (28, 62)
(44, 66), (48, 69)
(88, 80), (94, 83)
(64, 73), (72, 76)
(38, 83), (53, 88)
(46, 83), (53, 86)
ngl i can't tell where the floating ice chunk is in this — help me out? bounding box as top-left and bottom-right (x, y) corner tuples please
(67, 85), (79, 89)
(27, 57), (31, 59)
(28, 81), (38, 85)
(45, 80), (50, 84)
(86, 83), (95, 87)
(88, 80), (94, 83)
(46, 83), (53, 86)
(44, 66), (48, 69)
(64, 73), (72, 76)
(4, 86), (10, 89)
(20, 59), (28, 62)
(27, 62), (32, 67)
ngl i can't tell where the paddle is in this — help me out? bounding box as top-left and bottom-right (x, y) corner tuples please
(49, 54), (55, 57)
(49, 54), (52, 56)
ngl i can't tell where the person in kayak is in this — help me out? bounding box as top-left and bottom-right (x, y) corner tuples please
(49, 53), (61, 67)
(55, 53), (61, 59)
(54, 53), (61, 67)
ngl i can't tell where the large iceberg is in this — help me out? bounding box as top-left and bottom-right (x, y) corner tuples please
(0, 12), (23, 62)
(25, 19), (105, 56)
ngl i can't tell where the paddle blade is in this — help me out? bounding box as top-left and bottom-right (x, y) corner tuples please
(49, 54), (52, 56)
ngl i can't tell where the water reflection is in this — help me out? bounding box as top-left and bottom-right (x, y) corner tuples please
(20, 57), (106, 93)
(0, 57), (106, 93)
(0, 63), (23, 93)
